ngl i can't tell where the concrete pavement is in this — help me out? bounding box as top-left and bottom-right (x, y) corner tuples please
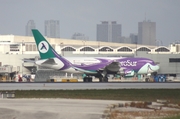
(0, 82), (180, 90)
(0, 98), (124, 119)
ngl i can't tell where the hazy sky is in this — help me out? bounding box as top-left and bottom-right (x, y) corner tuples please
(0, 0), (180, 46)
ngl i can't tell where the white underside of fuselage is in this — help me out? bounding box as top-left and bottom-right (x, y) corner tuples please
(138, 63), (159, 74)
(35, 58), (98, 74)
(59, 67), (82, 73)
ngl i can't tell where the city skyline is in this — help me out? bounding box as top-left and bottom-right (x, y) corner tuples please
(26, 20), (36, 36)
(97, 21), (122, 43)
(44, 20), (60, 38)
(138, 20), (156, 45)
(0, 0), (180, 46)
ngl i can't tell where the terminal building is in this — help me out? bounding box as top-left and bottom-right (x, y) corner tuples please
(0, 35), (180, 81)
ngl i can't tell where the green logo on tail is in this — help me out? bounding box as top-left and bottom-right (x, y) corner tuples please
(38, 41), (49, 53)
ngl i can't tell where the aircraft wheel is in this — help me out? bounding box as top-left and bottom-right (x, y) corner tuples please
(83, 77), (92, 82)
(83, 77), (88, 82)
(88, 77), (92, 82)
(145, 78), (149, 82)
(99, 77), (102, 82)
(104, 77), (108, 82)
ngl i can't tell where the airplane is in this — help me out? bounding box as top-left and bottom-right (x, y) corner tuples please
(30, 29), (160, 82)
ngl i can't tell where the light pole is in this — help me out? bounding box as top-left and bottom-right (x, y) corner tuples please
(22, 40), (24, 75)
(98, 42), (100, 54)
(60, 42), (64, 56)
(135, 39), (138, 57)
(22, 40), (24, 54)
(82, 40), (86, 54)
(156, 39), (163, 46)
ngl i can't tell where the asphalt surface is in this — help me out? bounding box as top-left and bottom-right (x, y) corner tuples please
(0, 82), (180, 90)
(0, 98), (123, 119)
(0, 83), (179, 119)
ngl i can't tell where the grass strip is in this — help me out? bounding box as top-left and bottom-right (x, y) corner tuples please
(7, 89), (180, 104)
(162, 115), (180, 119)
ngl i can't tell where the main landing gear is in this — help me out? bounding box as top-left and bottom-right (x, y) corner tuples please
(99, 76), (108, 82)
(83, 76), (92, 82)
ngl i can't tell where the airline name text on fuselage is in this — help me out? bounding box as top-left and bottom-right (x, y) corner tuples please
(120, 60), (137, 66)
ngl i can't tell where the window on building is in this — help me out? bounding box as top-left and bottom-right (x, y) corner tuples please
(33, 44), (37, 51)
(25, 44), (28, 51)
(169, 58), (180, 62)
(10, 44), (20, 51)
(117, 47), (132, 52)
(80, 46), (95, 51)
(137, 47), (151, 52)
(155, 47), (169, 52)
(62, 47), (76, 51)
(29, 44), (32, 51)
(99, 47), (113, 52)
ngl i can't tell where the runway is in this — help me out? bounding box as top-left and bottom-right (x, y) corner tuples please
(0, 98), (123, 119)
(0, 82), (180, 90)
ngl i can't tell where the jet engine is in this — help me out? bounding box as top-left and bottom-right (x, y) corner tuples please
(118, 68), (135, 77)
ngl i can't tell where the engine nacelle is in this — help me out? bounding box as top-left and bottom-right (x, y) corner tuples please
(118, 68), (125, 74)
(118, 68), (135, 77)
(124, 70), (135, 77)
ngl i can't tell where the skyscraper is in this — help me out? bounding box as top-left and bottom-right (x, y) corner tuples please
(44, 20), (60, 38)
(97, 21), (121, 43)
(138, 20), (156, 45)
(25, 20), (36, 36)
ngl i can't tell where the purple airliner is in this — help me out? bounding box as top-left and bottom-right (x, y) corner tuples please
(32, 29), (159, 82)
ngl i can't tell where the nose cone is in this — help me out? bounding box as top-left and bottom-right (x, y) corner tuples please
(147, 64), (160, 73)
(150, 64), (160, 72)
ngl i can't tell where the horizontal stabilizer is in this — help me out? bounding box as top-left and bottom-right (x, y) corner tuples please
(41, 58), (57, 65)
(22, 59), (35, 63)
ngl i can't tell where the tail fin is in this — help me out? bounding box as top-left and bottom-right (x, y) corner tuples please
(32, 29), (59, 59)
(32, 29), (72, 70)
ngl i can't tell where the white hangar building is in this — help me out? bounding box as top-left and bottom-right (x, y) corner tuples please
(0, 35), (180, 79)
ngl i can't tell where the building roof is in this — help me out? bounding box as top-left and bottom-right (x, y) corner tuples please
(0, 35), (157, 49)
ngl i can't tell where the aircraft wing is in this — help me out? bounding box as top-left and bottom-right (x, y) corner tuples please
(104, 61), (121, 72)
(104, 61), (135, 76)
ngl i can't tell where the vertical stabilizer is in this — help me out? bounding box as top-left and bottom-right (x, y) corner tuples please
(32, 29), (57, 59)
(31, 29), (72, 70)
